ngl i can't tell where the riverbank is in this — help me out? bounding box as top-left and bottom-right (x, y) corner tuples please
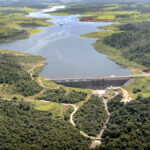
(79, 16), (116, 22)
(50, 3), (150, 75)
(0, 6), (130, 79)
(81, 23), (147, 74)
(0, 7), (53, 43)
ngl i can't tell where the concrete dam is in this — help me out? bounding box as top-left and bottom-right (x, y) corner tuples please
(51, 76), (131, 89)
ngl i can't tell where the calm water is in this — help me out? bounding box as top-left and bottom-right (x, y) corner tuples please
(0, 9), (130, 79)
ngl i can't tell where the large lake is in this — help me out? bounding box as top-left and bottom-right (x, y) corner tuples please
(0, 7), (130, 79)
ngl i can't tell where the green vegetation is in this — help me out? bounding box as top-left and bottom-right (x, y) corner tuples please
(64, 105), (74, 121)
(93, 35), (144, 70)
(0, 28), (29, 42)
(0, 7), (52, 42)
(36, 88), (87, 104)
(74, 95), (107, 136)
(103, 22), (150, 72)
(0, 49), (43, 97)
(99, 24), (119, 31)
(79, 4), (150, 72)
(82, 30), (141, 70)
(84, 11), (139, 22)
(53, 3), (150, 22)
(82, 21), (150, 72)
(81, 30), (121, 39)
(15, 54), (44, 64)
(26, 28), (44, 35)
(106, 89), (115, 97)
(1, 3), (150, 149)
(0, 99), (90, 150)
(123, 77), (150, 99)
(38, 77), (59, 89)
(63, 85), (92, 94)
(98, 95), (150, 150)
(51, 4), (107, 15)
(32, 100), (64, 118)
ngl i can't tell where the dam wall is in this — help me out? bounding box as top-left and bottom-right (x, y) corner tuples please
(52, 77), (130, 89)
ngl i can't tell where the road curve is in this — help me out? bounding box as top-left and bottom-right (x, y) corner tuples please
(90, 91), (119, 149)
(113, 87), (132, 103)
(64, 94), (102, 140)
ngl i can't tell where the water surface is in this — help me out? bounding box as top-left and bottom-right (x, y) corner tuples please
(0, 9), (130, 78)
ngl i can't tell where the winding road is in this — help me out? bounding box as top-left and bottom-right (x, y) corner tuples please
(64, 89), (120, 148)
(90, 91), (119, 148)
(63, 94), (101, 140)
(25, 61), (45, 80)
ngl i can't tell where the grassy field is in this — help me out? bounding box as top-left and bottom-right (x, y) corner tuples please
(32, 100), (64, 118)
(26, 28), (44, 35)
(99, 24), (120, 31)
(0, 7), (52, 42)
(52, 3), (150, 22)
(81, 30), (122, 38)
(82, 10), (139, 21)
(62, 85), (92, 94)
(123, 77), (150, 99)
(37, 77), (59, 89)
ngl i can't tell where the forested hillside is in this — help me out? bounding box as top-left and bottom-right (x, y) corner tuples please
(98, 95), (150, 150)
(81, 4), (150, 71)
(0, 99), (90, 150)
(36, 89), (87, 103)
(0, 51), (42, 97)
(104, 22), (150, 71)
(74, 96), (107, 136)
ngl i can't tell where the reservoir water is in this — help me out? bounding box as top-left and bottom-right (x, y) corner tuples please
(0, 6), (130, 79)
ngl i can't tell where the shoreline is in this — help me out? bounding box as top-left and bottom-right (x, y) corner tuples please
(80, 24), (145, 75)
(0, 6), (131, 79)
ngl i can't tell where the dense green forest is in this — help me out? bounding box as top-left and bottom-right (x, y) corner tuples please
(0, 52), (42, 97)
(36, 89), (87, 104)
(64, 106), (74, 121)
(0, 28), (29, 42)
(0, 99), (90, 150)
(74, 96), (107, 136)
(104, 22), (150, 71)
(96, 95), (150, 150)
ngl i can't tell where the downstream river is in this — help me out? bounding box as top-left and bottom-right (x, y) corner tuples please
(0, 6), (130, 79)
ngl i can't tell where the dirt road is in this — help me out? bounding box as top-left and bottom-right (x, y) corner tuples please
(90, 91), (119, 149)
